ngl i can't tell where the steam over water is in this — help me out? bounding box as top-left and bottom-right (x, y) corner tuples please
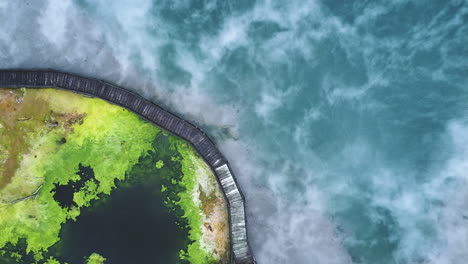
(2, 1), (468, 263)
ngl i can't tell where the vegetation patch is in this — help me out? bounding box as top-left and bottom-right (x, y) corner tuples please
(0, 88), (229, 263)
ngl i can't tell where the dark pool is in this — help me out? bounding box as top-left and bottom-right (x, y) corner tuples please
(50, 135), (190, 264)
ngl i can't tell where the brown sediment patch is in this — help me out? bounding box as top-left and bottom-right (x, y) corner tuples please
(209, 215), (229, 262)
(199, 187), (218, 216)
(0, 89), (85, 190)
(199, 187), (230, 262)
(0, 89), (37, 189)
(51, 111), (86, 132)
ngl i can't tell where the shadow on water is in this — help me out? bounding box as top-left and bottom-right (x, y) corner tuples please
(52, 164), (96, 209)
(0, 239), (37, 264)
(49, 134), (190, 264)
(55, 184), (186, 264)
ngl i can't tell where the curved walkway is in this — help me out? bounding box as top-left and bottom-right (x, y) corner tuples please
(0, 69), (256, 264)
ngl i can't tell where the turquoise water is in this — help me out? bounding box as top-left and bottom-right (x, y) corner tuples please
(1, 1), (468, 263)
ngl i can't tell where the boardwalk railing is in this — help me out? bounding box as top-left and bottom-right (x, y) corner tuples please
(0, 69), (256, 264)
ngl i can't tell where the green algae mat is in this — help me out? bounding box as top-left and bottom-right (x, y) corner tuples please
(0, 88), (230, 264)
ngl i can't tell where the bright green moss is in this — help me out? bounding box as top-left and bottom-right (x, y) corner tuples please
(85, 253), (106, 264)
(175, 142), (218, 264)
(155, 160), (165, 169)
(44, 257), (63, 264)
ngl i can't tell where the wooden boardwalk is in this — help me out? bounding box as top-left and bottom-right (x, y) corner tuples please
(0, 70), (256, 264)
